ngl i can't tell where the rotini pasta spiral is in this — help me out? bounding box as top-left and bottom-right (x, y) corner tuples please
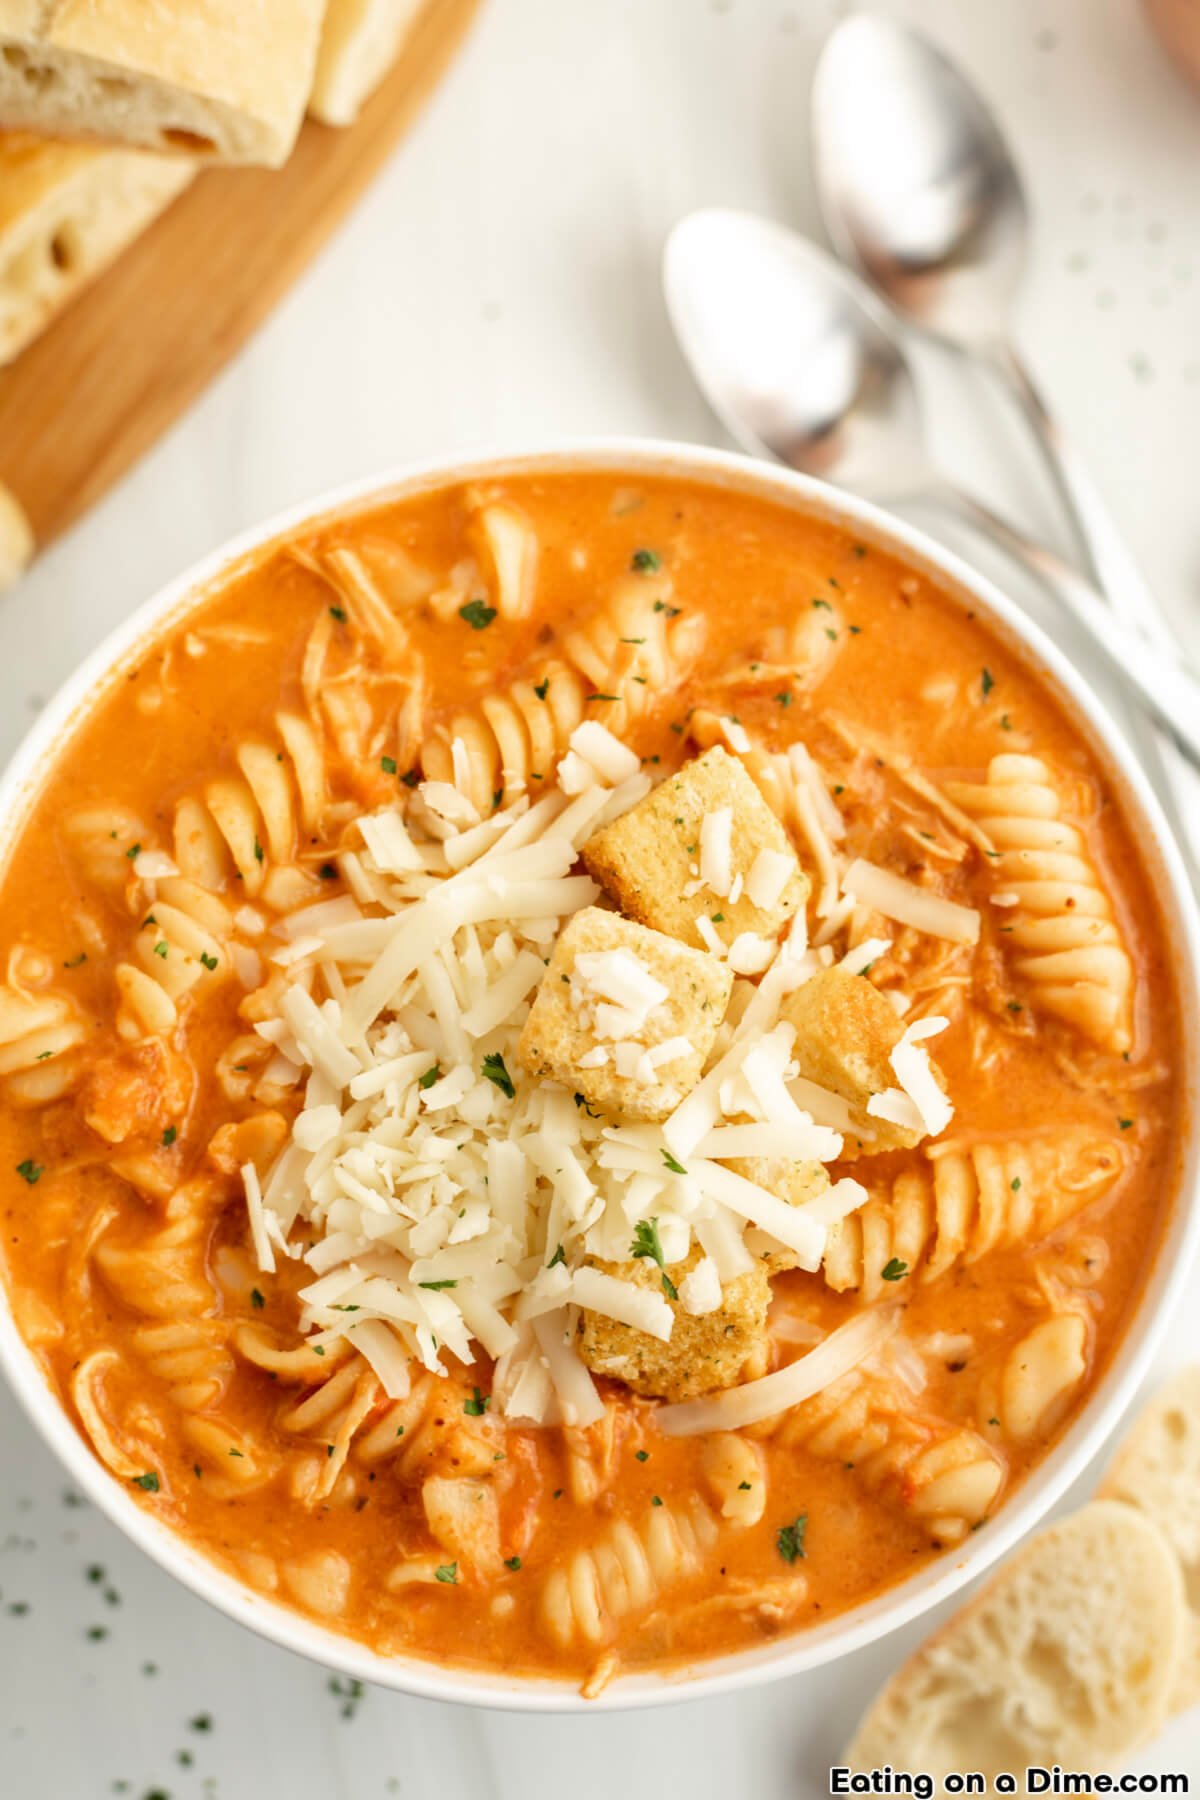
(419, 570), (706, 810)
(62, 805), (149, 892)
(235, 1325), (378, 1501)
(114, 876), (236, 1040)
(174, 710), (327, 905)
(823, 1130), (1127, 1301)
(91, 1181), (266, 1495)
(420, 661), (586, 812)
(945, 754), (1134, 1052)
(977, 1311), (1089, 1445)
(700, 1432), (767, 1526)
(0, 980), (88, 1101)
(539, 1492), (720, 1649)
(759, 1365), (1004, 1545)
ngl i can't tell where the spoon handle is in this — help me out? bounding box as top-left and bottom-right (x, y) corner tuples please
(989, 341), (1200, 876)
(927, 479), (1200, 776)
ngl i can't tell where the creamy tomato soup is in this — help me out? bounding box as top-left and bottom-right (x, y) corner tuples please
(0, 472), (1184, 1693)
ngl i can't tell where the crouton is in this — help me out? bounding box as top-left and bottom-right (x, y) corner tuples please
(736, 1155), (830, 1271)
(516, 907), (732, 1123)
(577, 1244), (769, 1401)
(582, 747), (808, 959)
(782, 967), (937, 1155)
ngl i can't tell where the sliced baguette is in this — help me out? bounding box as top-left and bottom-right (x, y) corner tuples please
(0, 130), (193, 366)
(310, 0), (426, 127)
(845, 1500), (1184, 1781)
(0, 481), (33, 589)
(1098, 1365), (1200, 1713)
(0, 0), (327, 168)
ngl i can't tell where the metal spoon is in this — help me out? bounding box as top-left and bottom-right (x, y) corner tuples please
(663, 209), (1200, 769)
(810, 14), (1200, 840)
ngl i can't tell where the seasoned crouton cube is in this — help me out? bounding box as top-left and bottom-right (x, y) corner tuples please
(577, 1244), (769, 1401)
(782, 968), (941, 1155)
(735, 1156), (830, 1271)
(516, 907), (732, 1123)
(582, 747), (808, 960)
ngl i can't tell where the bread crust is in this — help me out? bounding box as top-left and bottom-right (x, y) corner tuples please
(0, 130), (192, 364)
(844, 1499), (1184, 1778)
(0, 0), (327, 166)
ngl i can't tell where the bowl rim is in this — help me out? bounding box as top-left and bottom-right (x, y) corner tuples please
(0, 435), (1197, 1713)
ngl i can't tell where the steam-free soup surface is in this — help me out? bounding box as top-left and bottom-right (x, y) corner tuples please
(0, 472), (1183, 1690)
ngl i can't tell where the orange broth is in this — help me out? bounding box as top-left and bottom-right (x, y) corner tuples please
(0, 471), (1185, 1687)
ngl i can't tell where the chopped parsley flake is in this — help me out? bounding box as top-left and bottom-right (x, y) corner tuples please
(251, 1288), (265, 1309)
(881, 1258), (909, 1282)
(199, 951), (219, 971)
(635, 1450), (649, 1462)
(660, 1149), (687, 1176)
(161, 1126), (177, 1147)
(459, 598), (496, 631)
(418, 1279), (458, 1291)
(381, 755), (398, 775)
(776, 1514), (808, 1563)
(418, 1064), (441, 1089)
(653, 599), (681, 617)
(481, 1052), (515, 1098)
(631, 548), (661, 572)
(631, 1215), (678, 1299)
(547, 1244), (566, 1269)
(435, 1562), (458, 1584)
(63, 952), (87, 968)
(15, 1159), (43, 1184)
(504, 1556), (522, 1571)
(132, 1472), (160, 1492)
(981, 668), (995, 698)
(152, 940), (168, 959)
(329, 605), (347, 621)
(533, 677), (550, 700)
(463, 1387), (490, 1417)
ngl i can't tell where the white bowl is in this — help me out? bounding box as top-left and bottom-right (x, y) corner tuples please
(1, 440), (1196, 1712)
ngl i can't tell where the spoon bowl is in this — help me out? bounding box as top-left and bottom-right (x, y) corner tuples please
(662, 207), (1200, 773)
(811, 14), (1027, 346)
(663, 209), (929, 500)
(809, 12), (1200, 882)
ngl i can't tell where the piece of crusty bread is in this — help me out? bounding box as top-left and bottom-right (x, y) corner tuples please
(0, 481), (34, 590)
(0, 0), (327, 168)
(310, 0), (426, 127)
(0, 129), (193, 366)
(1098, 1366), (1200, 1714)
(844, 1500), (1184, 1782)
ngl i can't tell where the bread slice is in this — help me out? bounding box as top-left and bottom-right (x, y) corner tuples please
(1098, 1365), (1200, 1713)
(0, 481), (33, 590)
(0, 0), (327, 168)
(844, 1500), (1184, 1780)
(310, 0), (426, 127)
(0, 130), (193, 366)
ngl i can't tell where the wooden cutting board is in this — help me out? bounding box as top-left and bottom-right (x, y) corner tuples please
(0, 0), (481, 554)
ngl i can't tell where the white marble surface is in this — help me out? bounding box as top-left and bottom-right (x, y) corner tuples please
(2, 1), (1200, 1794)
